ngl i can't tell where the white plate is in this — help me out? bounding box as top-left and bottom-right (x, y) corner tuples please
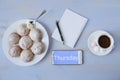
(2, 19), (49, 66)
(88, 30), (114, 56)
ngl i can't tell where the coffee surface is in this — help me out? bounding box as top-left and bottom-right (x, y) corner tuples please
(98, 35), (111, 48)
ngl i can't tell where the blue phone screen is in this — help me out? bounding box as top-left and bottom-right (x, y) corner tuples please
(53, 50), (82, 64)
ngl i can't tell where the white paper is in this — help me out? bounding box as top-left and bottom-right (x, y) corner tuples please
(52, 9), (88, 48)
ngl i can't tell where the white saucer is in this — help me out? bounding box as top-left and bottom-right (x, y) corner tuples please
(2, 19), (49, 66)
(88, 30), (114, 56)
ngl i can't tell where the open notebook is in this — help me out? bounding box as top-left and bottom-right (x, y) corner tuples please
(52, 9), (88, 48)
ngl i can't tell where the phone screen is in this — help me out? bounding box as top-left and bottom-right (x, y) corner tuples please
(52, 50), (83, 64)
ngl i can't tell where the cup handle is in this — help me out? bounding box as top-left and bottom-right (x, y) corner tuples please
(91, 42), (98, 47)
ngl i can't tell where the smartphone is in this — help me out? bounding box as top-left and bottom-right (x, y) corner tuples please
(52, 50), (83, 65)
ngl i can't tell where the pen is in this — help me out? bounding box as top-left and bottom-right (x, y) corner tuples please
(56, 21), (64, 44)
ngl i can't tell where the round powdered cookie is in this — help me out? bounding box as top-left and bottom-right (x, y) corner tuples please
(29, 28), (42, 42)
(19, 36), (33, 49)
(31, 42), (45, 55)
(9, 45), (22, 57)
(17, 23), (29, 36)
(8, 32), (21, 45)
(20, 50), (34, 62)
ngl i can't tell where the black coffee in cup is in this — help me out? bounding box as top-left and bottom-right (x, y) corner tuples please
(98, 35), (111, 48)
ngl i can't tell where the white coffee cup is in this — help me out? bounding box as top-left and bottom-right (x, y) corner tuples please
(91, 31), (114, 53)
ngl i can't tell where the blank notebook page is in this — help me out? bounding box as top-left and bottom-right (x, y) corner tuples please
(52, 9), (88, 48)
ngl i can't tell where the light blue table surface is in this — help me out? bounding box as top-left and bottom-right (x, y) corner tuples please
(0, 0), (120, 80)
